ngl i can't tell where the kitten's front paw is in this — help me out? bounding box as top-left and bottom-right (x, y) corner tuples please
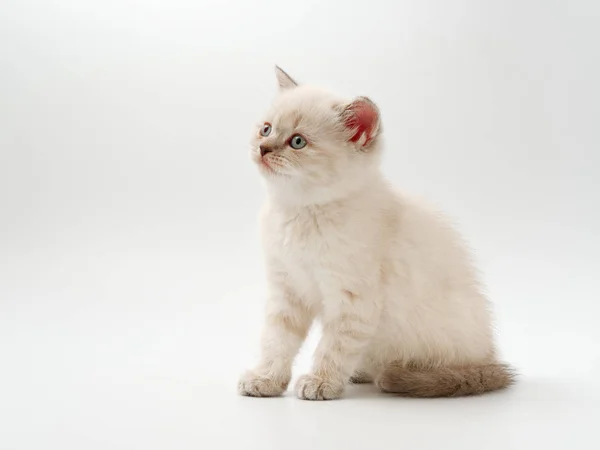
(295, 374), (344, 401)
(238, 371), (288, 398)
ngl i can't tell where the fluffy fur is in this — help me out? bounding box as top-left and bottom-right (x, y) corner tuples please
(238, 67), (514, 400)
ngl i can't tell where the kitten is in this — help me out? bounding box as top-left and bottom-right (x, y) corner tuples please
(238, 66), (514, 400)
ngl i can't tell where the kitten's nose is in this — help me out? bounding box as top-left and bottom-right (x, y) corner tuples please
(260, 144), (273, 157)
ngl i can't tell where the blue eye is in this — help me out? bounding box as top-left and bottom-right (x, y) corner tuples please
(289, 134), (307, 149)
(260, 123), (272, 136)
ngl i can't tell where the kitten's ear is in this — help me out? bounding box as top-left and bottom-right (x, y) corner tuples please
(341, 97), (381, 149)
(274, 65), (298, 90)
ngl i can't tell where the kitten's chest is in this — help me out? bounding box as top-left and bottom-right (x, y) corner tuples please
(263, 206), (358, 275)
(274, 210), (337, 263)
(261, 201), (383, 302)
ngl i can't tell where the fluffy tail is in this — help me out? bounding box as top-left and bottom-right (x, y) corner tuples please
(377, 362), (515, 398)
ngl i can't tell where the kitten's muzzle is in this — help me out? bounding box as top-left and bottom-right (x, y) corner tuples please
(260, 144), (274, 157)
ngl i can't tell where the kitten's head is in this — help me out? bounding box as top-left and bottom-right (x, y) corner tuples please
(250, 66), (383, 204)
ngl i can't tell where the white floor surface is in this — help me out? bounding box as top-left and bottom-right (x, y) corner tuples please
(2, 233), (599, 450)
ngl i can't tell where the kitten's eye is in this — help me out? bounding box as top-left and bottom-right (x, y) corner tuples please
(260, 123), (272, 137)
(289, 134), (307, 149)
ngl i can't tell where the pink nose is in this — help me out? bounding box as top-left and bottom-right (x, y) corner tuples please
(260, 144), (273, 157)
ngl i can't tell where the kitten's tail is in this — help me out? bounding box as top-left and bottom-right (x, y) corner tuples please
(377, 362), (516, 397)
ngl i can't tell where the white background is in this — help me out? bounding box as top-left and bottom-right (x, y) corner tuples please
(1, 1), (599, 449)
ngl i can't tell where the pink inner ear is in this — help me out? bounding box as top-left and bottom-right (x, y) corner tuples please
(344, 100), (378, 145)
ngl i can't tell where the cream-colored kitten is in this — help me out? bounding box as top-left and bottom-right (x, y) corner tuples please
(238, 67), (514, 400)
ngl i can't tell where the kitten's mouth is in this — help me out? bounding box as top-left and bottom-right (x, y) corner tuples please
(260, 159), (273, 171)
(254, 150), (288, 177)
(259, 157), (278, 175)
